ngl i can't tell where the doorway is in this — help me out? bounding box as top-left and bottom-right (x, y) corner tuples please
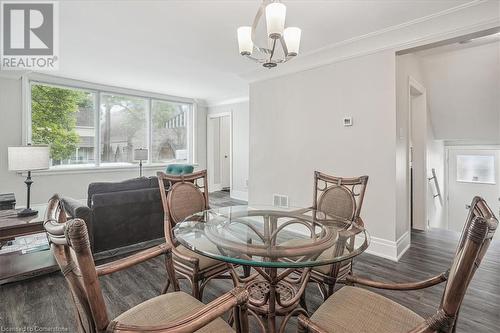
(207, 113), (232, 192)
(446, 147), (500, 237)
(408, 77), (427, 231)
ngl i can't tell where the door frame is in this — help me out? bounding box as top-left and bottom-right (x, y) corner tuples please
(445, 145), (500, 229)
(408, 76), (427, 231)
(207, 112), (233, 192)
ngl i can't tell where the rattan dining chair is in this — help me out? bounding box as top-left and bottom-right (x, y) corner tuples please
(157, 170), (234, 300)
(44, 194), (249, 333)
(307, 171), (368, 299)
(298, 196), (497, 333)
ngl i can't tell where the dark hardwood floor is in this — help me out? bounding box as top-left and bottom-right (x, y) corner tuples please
(1, 192), (498, 332)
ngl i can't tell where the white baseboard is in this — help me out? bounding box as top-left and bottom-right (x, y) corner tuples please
(396, 231), (411, 261)
(230, 190), (248, 201)
(359, 230), (410, 262)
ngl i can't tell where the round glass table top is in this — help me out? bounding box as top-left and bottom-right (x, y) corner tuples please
(173, 205), (370, 268)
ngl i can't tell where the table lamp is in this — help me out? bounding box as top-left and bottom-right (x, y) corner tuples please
(134, 148), (148, 177)
(8, 145), (50, 217)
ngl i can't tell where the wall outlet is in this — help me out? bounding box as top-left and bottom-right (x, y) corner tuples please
(343, 116), (353, 127)
(273, 194), (289, 208)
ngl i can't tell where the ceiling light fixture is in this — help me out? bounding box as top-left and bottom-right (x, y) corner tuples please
(237, 0), (301, 69)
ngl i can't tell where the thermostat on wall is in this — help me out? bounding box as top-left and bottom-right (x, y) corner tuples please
(343, 116), (353, 127)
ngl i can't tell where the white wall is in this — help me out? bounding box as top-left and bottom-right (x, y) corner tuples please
(208, 101), (249, 201)
(426, 124), (445, 229)
(0, 76), (207, 206)
(249, 51), (404, 260)
(420, 41), (500, 143)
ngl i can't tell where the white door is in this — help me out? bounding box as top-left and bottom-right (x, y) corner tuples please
(220, 116), (231, 189)
(447, 148), (499, 235)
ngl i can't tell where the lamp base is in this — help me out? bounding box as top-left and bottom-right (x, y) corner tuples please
(17, 208), (38, 217)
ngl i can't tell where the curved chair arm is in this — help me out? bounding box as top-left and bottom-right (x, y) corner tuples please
(109, 287), (249, 333)
(345, 270), (448, 291)
(290, 206), (314, 215)
(96, 243), (169, 276)
(407, 309), (456, 333)
(297, 314), (327, 333)
(170, 246), (200, 266)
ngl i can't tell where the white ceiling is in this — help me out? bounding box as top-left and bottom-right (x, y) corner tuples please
(51, 0), (474, 104)
(418, 38), (500, 144)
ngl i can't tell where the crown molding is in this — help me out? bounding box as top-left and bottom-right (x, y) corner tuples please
(206, 96), (250, 108)
(240, 0), (499, 83)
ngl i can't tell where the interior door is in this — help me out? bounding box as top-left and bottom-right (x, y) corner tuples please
(220, 116), (231, 189)
(447, 148), (499, 235)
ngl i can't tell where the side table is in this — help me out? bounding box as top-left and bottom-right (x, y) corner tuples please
(0, 204), (58, 284)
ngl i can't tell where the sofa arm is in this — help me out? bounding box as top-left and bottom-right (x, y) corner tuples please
(60, 196), (94, 249)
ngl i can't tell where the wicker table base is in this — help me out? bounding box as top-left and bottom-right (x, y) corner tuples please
(231, 265), (309, 333)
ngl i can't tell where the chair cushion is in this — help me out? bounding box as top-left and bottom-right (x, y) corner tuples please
(175, 244), (224, 271)
(110, 291), (233, 332)
(310, 286), (424, 333)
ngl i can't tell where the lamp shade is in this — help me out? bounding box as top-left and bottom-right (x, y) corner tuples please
(284, 27), (301, 56)
(134, 148), (148, 161)
(237, 26), (253, 55)
(265, 2), (286, 39)
(8, 146), (50, 171)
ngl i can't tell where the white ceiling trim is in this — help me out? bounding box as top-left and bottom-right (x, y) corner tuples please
(206, 96), (250, 108)
(240, 0), (499, 83)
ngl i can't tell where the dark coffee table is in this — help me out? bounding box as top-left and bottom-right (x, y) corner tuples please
(0, 205), (47, 241)
(0, 205), (58, 284)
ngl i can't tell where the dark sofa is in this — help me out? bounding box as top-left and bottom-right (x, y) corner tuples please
(61, 177), (164, 254)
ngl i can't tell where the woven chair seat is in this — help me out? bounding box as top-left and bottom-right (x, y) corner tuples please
(110, 291), (234, 332)
(309, 286), (424, 333)
(175, 244), (225, 271)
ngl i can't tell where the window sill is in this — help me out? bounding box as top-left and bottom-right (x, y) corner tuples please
(20, 163), (199, 176)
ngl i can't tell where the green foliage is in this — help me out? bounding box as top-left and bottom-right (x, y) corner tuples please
(31, 85), (91, 162)
(152, 101), (176, 128)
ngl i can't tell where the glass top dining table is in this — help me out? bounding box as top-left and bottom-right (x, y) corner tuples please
(173, 205), (370, 269)
(173, 205), (370, 333)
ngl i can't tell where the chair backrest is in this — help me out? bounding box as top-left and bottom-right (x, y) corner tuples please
(44, 195), (109, 333)
(312, 171), (368, 221)
(157, 170), (209, 243)
(438, 196), (498, 331)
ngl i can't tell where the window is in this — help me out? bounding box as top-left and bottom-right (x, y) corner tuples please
(456, 155), (496, 184)
(31, 83), (96, 167)
(28, 79), (194, 170)
(100, 93), (148, 165)
(151, 100), (189, 163)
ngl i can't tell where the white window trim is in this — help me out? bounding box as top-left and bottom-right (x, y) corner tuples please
(23, 73), (197, 172)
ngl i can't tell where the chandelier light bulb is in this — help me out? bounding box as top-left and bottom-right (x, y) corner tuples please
(265, 2), (286, 39)
(237, 26), (253, 55)
(284, 27), (301, 56)
(237, 1), (301, 68)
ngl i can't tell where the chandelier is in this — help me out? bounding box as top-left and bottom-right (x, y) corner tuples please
(237, 0), (301, 69)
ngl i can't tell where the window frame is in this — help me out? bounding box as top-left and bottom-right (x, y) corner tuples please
(23, 73), (196, 172)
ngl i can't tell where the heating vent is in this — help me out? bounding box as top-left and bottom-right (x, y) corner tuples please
(273, 194), (289, 208)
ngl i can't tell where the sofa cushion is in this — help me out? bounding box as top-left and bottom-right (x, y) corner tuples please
(91, 188), (164, 253)
(87, 177), (158, 207)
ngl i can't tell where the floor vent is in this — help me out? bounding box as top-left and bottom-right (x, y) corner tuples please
(273, 194), (289, 208)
